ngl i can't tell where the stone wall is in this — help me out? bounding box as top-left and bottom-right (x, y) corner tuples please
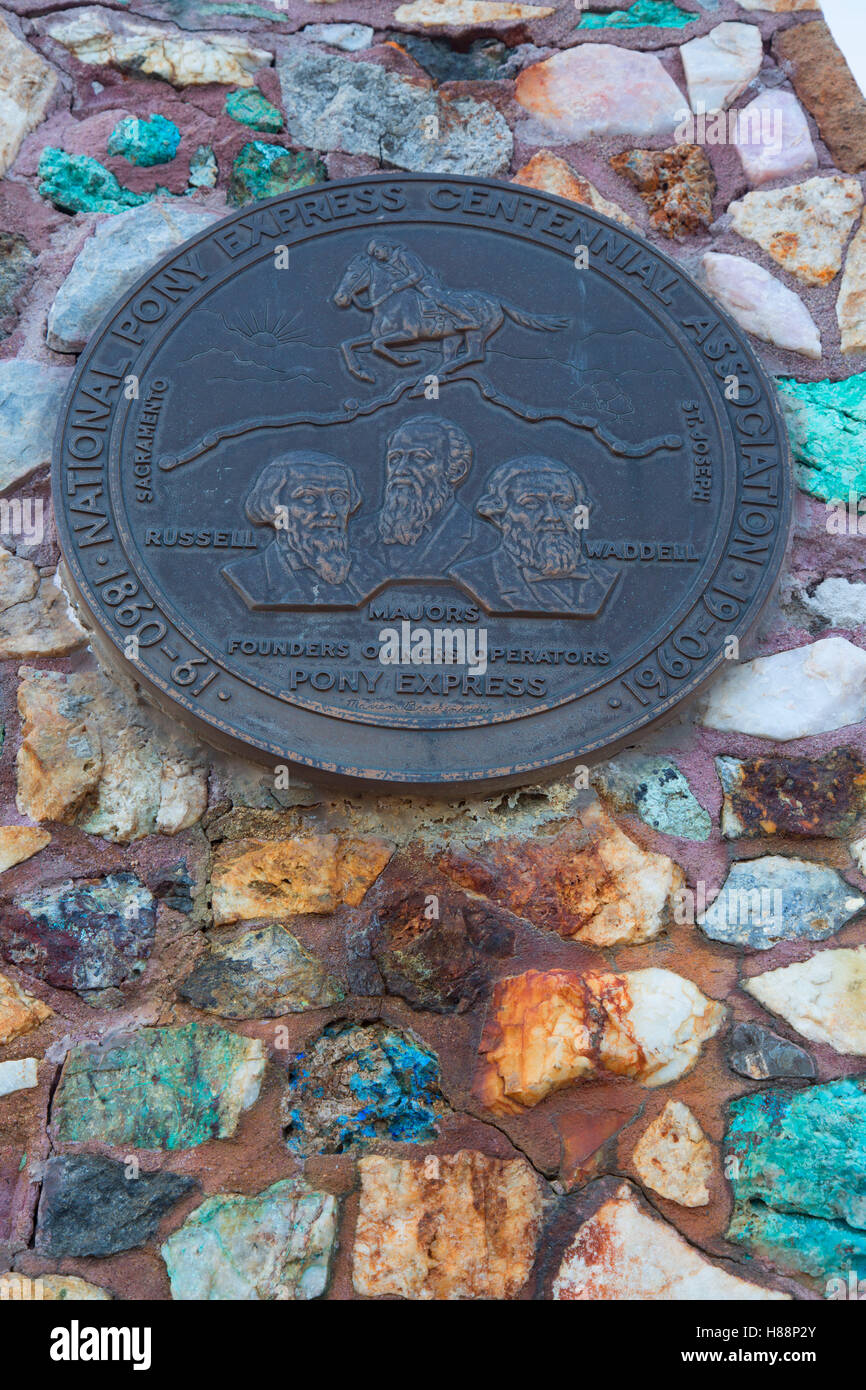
(1, 0), (865, 1302)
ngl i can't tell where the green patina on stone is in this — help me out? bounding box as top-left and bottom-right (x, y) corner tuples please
(592, 753), (711, 840)
(52, 1022), (265, 1150)
(107, 114), (181, 167)
(227, 141), (325, 207)
(38, 148), (152, 215)
(162, 1179), (339, 1300)
(188, 144), (218, 189)
(203, 1), (289, 20)
(728, 1202), (866, 1289)
(726, 1078), (866, 1287)
(579, 0), (694, 29)
(225, 87), (284, 133)
(777, 373), (866, 502)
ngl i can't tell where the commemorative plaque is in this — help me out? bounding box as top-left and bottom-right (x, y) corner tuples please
(53, 175), (792, 792)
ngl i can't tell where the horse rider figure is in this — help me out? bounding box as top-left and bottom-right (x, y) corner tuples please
(366, 239), (476, 335)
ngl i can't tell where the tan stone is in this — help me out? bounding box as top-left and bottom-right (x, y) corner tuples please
(394, 0), (553, 25)
(553, 1182), (789, 1299)
(211, 833), (394, 925)
(0, 970), (51, 1044)
(439, 801), (684, 947)
(0, 15), (57, 177)
(515, 44), (686, 143)
(38, 8), (271, 87)
(631, 1100), (713, 1207)
(474, 967), (725, 1115)
(0, 825), (50, 872)
(729, 177), (863, 288)
(837, 211), (866, 354)
(0, 567), (86, 659)
(745, 946), (866, 1054)
(512, 151), (637, 230)
(736, 0), (818, 10)
(15, 666), (207, 842)
(0, 1272), (112, 1300)
(353, 1151), (543, 1299)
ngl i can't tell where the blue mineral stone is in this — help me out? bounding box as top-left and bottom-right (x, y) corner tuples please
(38, 148), (152, 215)
(107, 114), (181, 167)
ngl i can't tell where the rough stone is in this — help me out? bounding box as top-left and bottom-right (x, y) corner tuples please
(227, 141), (325, 206)
(0, 1057), (37, 1095)
(681, 22), (762, 114)
(38, 148), (153, 216)
(701, 855), (864, 950)
(0, 15), (58, 178)
(1, 872), (156, 992)
(729, 177), (863, 288)
(512, 151), (638, 230)
(0, 1273), (111, 1300)
(278, 47), (512, 176)
(802, 577), (866, 628)
(38, 7), (272, 87)
(726, 1021), (816, 1081)
(737, 0), (817, 9)
(631, 1100), (713, 1206)
(733, 90), (817, 188)
(579, 0), (695, 27)
(0, 825), (50, 873)
(0, 563), (85, 659)
(107, 113), (181, 166)
(552, 1181), (788, 1299)
(515, 44), (686, 144)
(744, 947), (866, 1054)
(837, 211), (866, 355)
(0, 231), (34, 337)
(727, 1078), (866, 1287)
(52, 1023), (265, 1149)
(778, 372), (866, 503)
(36, 1155), (197, 1257)
(16, 666), (208, 843)
(162, 1179), (339, 1300)
(225, 86), (284, 132)
(393, 0), (553, 23)
(350, 866), (516, 1013)
(474, 967), (726, 1114)
(386, 30), (522, 81)
(282, 1021), (444, 1154)
(702, 251), (821, 358)
(591, 753), (711, 841)
(0, 361), (72, 492)
(437, 803), (685, 947)
(776, 19), (866, 175)
(0, 970), (50, 1044)
(717, 750), (866, 839)
(211, 832), (393, 925)
(611, 144), (715, 237)
(188, 144), (218, 188)
(177, 922), (344, 1019)
(700, 637), (866, 739)
(47, 201), (219, 354)
(303, 24), (373, 52)
(353, 1150), (543, 1300)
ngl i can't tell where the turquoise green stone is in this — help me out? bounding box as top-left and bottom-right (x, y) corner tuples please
(728, 1202), (866, 1290)
(227, 142), (325, 207)
(203, 1), (289, 20)
(579, 0), (694, 29)
(107, 114), (181, 167)
(52, 1022), (264, 1150)
(225, 87), (284, 133)
(38, 148), (152, 215)
(726, 1078), (866, 1287)
(777, 372), (866, 502)
(592, 753), (711, 840)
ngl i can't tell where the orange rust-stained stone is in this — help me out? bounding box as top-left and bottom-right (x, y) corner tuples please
(437, 803), (684, 946)
(211, 833), (394, 925)
(352, 1150), (543, 1299)
(630, 1100), (713, 1207)
(609, 145), (716, 238)
(0, 970), (51, 1045)
(512, 151), (638, 230)
(474, 967), (725, 1114)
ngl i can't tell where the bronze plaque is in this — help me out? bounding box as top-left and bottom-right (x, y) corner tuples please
(53, 176), (792, 792)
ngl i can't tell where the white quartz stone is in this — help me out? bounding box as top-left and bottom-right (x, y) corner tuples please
(700, 637), (866, 738)
(0, 1056), (38, 1096)
(681, 22), (762, 114)
(734, 89), (818, 188)
(745, 947), (866, 1055)
(703, 251), (821, 358)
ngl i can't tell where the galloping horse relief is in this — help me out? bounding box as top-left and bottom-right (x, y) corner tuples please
(333, 239), (571, 382)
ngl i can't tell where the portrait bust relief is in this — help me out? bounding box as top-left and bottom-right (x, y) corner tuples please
(222, 451), (384, 610)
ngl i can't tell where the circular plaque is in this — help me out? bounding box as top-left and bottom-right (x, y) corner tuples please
(53, 175), (792, 792)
